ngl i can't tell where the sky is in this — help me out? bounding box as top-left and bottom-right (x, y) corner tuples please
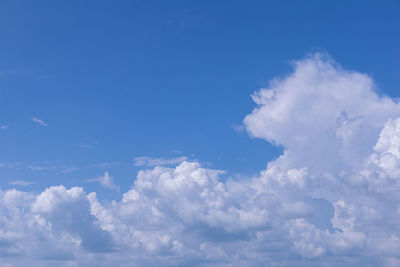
(0, 1), (399, 266)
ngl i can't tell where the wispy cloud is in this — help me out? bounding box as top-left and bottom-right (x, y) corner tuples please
(31, 117), (48, 126)
(78, 143), (91, 148)
(230, 123), (246, 133)
(9, 180), (35, 186)
(27, 164), (78, 174)
(87, 171), (119, 191)
(133, 156), (189, 167)
(1, 125), (10, 130)
(28, 165), (54, 171)
(0, 162), (22, 169)
(60, 167), (79, 174)
(90, 162), (120, 169)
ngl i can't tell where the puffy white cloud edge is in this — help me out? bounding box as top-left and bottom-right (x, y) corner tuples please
(2, 54), (400, 266)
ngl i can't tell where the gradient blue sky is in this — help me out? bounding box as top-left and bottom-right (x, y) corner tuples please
(2, 2), (400, 266)
(0, 0), (399, 197)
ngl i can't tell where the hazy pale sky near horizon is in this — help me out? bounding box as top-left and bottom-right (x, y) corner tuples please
(0, 1), (400, 266)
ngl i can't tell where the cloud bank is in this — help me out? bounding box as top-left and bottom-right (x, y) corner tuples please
(2, 54), (400, 266)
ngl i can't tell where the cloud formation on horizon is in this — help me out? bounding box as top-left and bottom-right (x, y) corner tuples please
(2, 54), (400, 266)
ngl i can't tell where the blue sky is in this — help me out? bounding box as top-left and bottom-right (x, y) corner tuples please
(1, 0), (399, 196)
(0, 1), (400, 266)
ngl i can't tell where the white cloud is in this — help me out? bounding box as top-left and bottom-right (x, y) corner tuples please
(1, 125), (10, 130)
(87, 172), (120, 191)
(2, 54), (400, 266)
(31, 117), (48, 126)
(244, 53), (400, 172)
(133, 156), (189, 167)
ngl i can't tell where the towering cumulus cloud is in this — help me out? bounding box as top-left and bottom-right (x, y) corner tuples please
(2, 54), (400, 266)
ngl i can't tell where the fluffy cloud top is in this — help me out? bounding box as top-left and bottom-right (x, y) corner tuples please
(2, 54), (400, 266)
(244, 54), (400, 172)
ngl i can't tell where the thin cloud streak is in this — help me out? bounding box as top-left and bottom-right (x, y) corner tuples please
(31, 117), (48, 126)
(9, 180), (36, 186)
(133, 156), (189, 167)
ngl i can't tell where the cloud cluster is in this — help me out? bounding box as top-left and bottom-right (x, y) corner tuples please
(2, 54), (400, 266)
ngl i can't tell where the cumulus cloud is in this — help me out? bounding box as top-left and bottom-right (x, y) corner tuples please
(244, 54), (400, 173)
(31, 117), (48, 126)
(133, 156), (189, 167)
(2, 53), (400, 266)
